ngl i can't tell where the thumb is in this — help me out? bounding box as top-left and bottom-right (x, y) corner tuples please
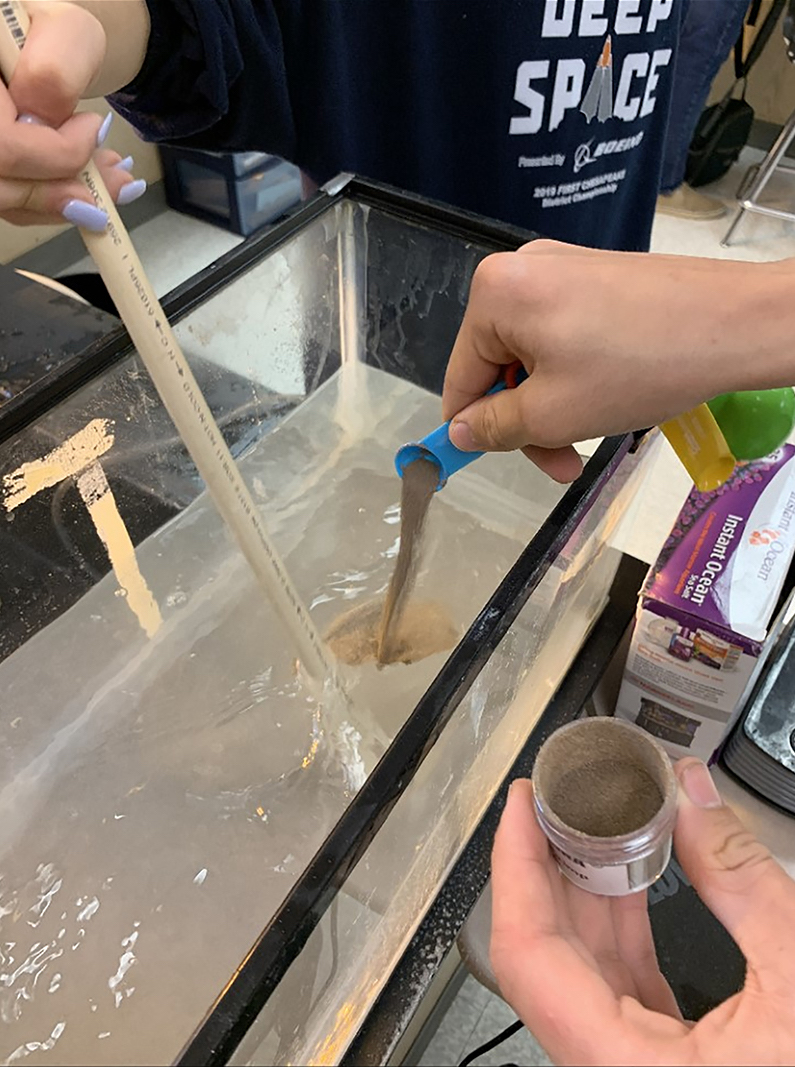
(449, 386), (582, 481)
(674, 758), (795, 985)
(449, 381), (540, 454)
(10, 2), (105, 127)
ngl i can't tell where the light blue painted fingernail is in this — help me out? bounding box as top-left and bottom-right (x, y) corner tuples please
(115, 155), (134, 172)
(117, 179), (147, 206)
(17, 113), (47, 126)
(96, 111), (113, 147)
(62, 199), (108, 232)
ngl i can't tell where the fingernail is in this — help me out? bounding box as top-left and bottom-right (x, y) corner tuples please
(62, 199), (108, 232)
(115, 155), (134, 172)
(17, 113), (47, 126)
(117, 178), (147, 206)
(506, 778), (525, 806)
(449, 420), (477, 452)
(96, 111), (113, 147)
(680, 760), (722, 809)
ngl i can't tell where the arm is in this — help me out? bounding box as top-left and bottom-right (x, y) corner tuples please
(58, 1), (148, 98)
(15, 1), (149, 115)
(442, 241), (795, 481)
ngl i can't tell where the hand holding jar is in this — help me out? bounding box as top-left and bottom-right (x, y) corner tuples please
(490, 760), (795, 1066)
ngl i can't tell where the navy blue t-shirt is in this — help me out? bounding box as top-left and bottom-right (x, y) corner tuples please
(110, 0), (684, 251)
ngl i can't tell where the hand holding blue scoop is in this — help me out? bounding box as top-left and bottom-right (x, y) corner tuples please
(395, 362), (528, 491)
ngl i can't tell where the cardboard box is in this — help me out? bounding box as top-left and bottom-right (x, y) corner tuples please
(616, 446), (795, 762)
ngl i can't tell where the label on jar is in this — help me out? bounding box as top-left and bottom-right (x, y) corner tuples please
(551, 844), (632, 896)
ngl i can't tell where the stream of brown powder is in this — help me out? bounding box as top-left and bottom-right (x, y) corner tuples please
(325, 457), (458, 667)
(376, 458), (440, 664)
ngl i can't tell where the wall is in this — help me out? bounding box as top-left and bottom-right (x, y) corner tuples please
(0, 102), (162, 265)
(708, 0), (795, 123)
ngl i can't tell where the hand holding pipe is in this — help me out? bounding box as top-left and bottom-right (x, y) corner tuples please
(395, 363), (528, 491)
(0, 0), (334, 683)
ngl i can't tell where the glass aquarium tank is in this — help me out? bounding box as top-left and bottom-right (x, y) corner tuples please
(0, 178), (646, 1066)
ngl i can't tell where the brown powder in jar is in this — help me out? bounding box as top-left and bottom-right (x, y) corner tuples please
(548, 758), (663, 837)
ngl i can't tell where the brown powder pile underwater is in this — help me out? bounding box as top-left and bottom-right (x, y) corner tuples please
(325, 597), (459, 666)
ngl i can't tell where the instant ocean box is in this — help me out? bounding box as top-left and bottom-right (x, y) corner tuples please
(616, 446), (795, 762)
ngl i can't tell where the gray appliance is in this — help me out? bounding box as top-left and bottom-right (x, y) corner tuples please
(723, 591), (795, 812)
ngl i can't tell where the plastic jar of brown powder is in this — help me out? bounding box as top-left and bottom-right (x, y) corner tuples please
(533, 717), (678, 897)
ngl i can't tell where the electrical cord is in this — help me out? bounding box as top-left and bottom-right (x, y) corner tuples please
(458, 1017), (524, 1067)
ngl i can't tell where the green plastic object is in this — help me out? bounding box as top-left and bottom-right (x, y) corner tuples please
(707, 388), (795, 461)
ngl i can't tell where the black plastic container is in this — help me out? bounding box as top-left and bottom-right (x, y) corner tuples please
(160, 146), (302, 235)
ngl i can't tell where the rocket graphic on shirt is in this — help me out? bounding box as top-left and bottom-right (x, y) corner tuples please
(580, 36), (614, 123)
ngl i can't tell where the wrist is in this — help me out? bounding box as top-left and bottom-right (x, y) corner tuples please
(719, 259), (795, 395)
(676, 257), (795, 402)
